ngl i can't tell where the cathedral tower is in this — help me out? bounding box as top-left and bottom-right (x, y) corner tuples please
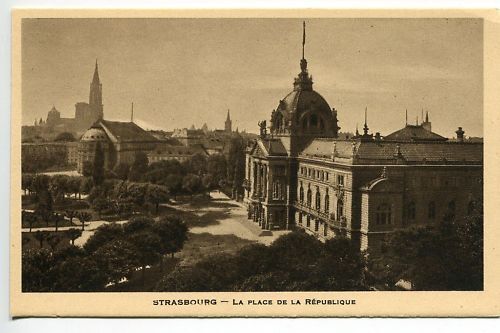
(89, 60), (104, 120)
(225, 109), (232, 132)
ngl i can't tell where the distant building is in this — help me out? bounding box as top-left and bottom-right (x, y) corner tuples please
(148, 144), (208, 163)
(77, 120), (211, 173)
(22, 141), (79, 167)
(225, 109), (232, 132)
(78, 120), (158, 173)
(27, 61), (105, 140)
(244, 25), (483, 255)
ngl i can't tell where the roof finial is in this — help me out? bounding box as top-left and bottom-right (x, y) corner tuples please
(131, 102), (134, 122)
(421, 108), (424, 123)
(425, 111), (429, 123)
(416, 115), (419, 126)
(363, 106), (369, 135)
(405, 108), (408, 125)
(302, 21), (306, 60)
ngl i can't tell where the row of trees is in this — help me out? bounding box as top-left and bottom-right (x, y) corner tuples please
(89, 180), (169, 217)
(22, 215), (188, 292)
(156, 231), (367, 292)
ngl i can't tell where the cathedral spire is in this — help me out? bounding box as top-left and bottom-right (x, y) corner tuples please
(89, 60), (103, 120)
(225, 109), (232, 132)
(92, 59), (100, 84)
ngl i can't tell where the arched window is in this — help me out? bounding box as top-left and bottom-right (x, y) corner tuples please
(307, 189), (312, 207)
(315, 190), (321, 210)
(467, 200), (475, 215)
(310, 114), (318, 127)
(314, 219), (319, 231)
(306, 215), (311, 227)
(376, 203), (392, 225)
(298, 213), (302, 225)
(275, 112), (283, 130)
(302, 117), (308, 130)
(407, 201), (416, 221)
(428, 201), (436, 220)
(325, 194), (330, 213)
(299, 185), (304, 203)
(323, 223), (328, 237)
(337, 199), (344, 219)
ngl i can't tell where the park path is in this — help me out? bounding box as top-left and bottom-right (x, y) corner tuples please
(21, 219), (128, 247)
(188, 191), (289, 245)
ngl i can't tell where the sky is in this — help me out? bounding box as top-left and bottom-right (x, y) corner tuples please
(21, 18), (483, 137)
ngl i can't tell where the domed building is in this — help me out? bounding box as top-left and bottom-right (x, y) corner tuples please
(244, 23), (483, 255)
(77, 120), (159, 174)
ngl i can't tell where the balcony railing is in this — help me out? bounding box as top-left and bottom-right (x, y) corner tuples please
(295, 202), (348, 229)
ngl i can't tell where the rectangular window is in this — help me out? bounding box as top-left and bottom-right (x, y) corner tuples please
(337, 175), (344, 186)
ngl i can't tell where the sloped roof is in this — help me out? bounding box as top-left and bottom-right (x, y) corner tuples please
(300, 138), (483, 165)
(384, 125), (447, 142)
(256, 138), (288, 157)
(100, 120), (158, 143)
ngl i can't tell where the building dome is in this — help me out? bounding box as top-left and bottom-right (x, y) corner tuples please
(48, 106), (60, 116)
(269, 62), (339, 137)
(81, 126), (108, 142)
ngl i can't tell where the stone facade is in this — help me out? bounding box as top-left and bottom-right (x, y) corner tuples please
(244, 40), (483, 255)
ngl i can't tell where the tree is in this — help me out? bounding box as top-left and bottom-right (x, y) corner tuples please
(65, 210), (78, 225)
(52, 212), (63, 232)
(33, 230), (50, 248)
(187, 153), (207, 175)
(154, 215), (188, 259)
(93, 239), (140, 286)
(67, 176), (84, 199)
(51, 246), (106, 291)
(127, 231), (163, 285)
(47, 233), (63, 250)
(92, 142), (105, 186)
(164, 174), (182, 199)
(22, 248), (55, 291)
(22, 174), (33, 196)
(67, 228), (82, 245)
(22, 210), (37, 232)
(79, 177), (93, 200)
(207, 154), (227, 188)
(226, 136), (246, 199)
(182, 174), (202, 197)
(82, 161), (93, 177)
(113, 162), (130, 180)
(78, 211), (92, 231)
(84, 222), (124, 253)
(31, 174), (50, 197)
(54, 132), (76, 142)
(201, 174), (214, 193)
(145, 184), (169, 214)
(128, 151), (149, 181)
(92, 196), (111, 218)
(378, 216), (483, 291)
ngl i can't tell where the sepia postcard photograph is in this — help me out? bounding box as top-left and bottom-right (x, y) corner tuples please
(9, 9), (500, 318)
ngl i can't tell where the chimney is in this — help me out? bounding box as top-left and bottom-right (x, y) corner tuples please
(456, 127), (465, 142)
(375, 132), (381, 141)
